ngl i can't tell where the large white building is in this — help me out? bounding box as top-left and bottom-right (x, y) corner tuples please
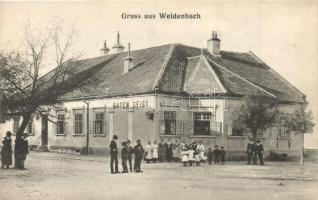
(0, 32), (306, 160)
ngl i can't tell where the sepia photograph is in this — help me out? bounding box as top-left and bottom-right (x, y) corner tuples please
(0, 1), (317, 200)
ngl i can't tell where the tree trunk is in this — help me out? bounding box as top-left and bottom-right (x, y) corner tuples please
(14, 113), (31, 168)
(300, 133), (304, 164)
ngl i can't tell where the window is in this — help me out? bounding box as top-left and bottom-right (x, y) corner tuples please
(194, 112), (211, 135)
(232, 127), (244, 136)
(57, 114), (65, 134)
(164, 111), (176, 135)
(27, 120), (33, 134)
(74, 113), (83, 135)
(279, 128), (290, 138)
(94, 112), (104, 134)
(231, 120), (245, 136)
(13, 117), (20, 134)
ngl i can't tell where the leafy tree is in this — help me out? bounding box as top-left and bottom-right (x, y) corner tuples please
(277, 107), (315, 163)
(233, 94), (279, 141)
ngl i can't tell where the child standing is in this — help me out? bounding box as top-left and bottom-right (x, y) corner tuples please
(121, 142), (128, 173)
(207, 147), (213, 165)
(220, 146), (226, 165)
(188, 146), (195, 166)
(195, 151), (200, 166)
(181, 147), (189, 167)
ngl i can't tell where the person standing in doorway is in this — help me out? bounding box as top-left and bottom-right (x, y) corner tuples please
(134, 139), (144, 173)
(126, 140), (133, 172)
(109, 135), (119, 174)
(1, 131), (13, 169)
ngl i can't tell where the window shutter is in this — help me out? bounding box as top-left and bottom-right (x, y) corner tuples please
(89, 108), (94, 135)
(160, 120), (165, 135)
(187, 112), (193, 135)
(176, 120), (183, 135)
(64, 111), (69, 135)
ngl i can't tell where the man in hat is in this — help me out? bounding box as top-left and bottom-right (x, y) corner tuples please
(109, 135), (119, 174)
(255, 140), (264, 165)
(246, 138), (255, 165)
(133, 139), (144, 173)
(126, 140), (133, 172)
(1, 131), (13, 169)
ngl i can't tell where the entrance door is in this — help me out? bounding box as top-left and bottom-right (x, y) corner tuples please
(41, 115), (48, 149)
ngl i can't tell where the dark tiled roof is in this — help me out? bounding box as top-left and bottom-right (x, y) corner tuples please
(204, 50), (305, 103)
(53, 43), (305, 103)
(60, 44), (174, 99)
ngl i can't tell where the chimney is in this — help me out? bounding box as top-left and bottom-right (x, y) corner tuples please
(100, 40), (110, 55)
(112, 31), (125, 53)
(122, 43), (135, 74)
(207, 31), (221, 56)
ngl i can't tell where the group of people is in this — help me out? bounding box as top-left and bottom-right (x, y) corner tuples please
(247, 139), (265, 165)
(109, 135), (145, 174)
(120, 139), (228, 168)
(1, 131), (29, 170)
(180, 143), (226, 167)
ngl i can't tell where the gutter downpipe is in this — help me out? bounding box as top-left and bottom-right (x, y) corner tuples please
(83, 100), (90, 155)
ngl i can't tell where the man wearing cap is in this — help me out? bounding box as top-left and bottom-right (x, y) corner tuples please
(109, 135), (119, 174)
(1, 131), (13, 169)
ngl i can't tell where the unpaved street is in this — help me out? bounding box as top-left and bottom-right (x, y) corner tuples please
(0, 152), (317, 200)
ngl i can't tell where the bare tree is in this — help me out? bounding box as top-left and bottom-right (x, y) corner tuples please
(0, 23), (83, 165)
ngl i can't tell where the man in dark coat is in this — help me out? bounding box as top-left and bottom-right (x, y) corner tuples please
(1, 131), (13, 169)
(15, 133), (29, 170)
(220, 146), (226, 165)
(246, 138), (255, 165)
(133, 139), (144, 173)
(166, 139), (173, 162)
(126, 140), (133, 172)
(121, 141), (128, 173)
(255, 140), (264, 165)
(213, 145), (220, 164)
(109, 135), (119, 174)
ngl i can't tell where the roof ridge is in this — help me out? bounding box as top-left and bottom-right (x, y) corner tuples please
(152, 44), (176, 90)
(204, 52), (276, 98)
(248, 51), (306, 98)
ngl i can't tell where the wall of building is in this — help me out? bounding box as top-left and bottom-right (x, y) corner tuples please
(0, 95), (304, 161)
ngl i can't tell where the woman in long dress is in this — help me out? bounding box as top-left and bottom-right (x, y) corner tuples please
(152, 141), (159, 163)
(145, 141), (153, 163)
(1, 131), (13, 169)
(196, 141), (206, 162)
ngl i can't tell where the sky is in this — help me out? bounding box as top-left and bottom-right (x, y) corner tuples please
(0, 1), (317, 148)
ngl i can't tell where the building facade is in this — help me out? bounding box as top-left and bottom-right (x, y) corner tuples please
(0, 32), (306, 160)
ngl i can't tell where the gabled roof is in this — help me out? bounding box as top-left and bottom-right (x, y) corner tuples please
(55, 43), (305, 103)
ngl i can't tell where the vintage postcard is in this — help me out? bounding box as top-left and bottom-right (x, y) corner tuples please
(0, 1), (317, 200)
